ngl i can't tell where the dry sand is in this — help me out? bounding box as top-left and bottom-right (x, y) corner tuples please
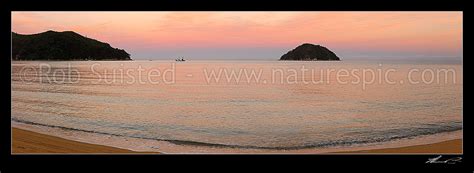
(12, 127), (461, 154)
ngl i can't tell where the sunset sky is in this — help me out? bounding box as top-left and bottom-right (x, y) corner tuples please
(12, 12), (462, 60)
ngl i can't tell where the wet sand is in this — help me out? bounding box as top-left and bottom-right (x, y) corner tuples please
(340, 139), (462, 154)
(12, 127), (461, 154)
(12, 128), (148, 154)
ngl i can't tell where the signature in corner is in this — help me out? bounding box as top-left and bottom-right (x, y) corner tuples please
(426, 155), (462, 164)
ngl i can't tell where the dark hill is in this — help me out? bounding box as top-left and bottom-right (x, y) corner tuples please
(280, 43), (340, 61)
(12, 31), (131, 60)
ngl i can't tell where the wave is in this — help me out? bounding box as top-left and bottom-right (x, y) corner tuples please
(11, 118), (462, 150)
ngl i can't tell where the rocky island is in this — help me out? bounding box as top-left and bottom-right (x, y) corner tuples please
(12, 30), (131, 61)
(280, 43), (340, 61)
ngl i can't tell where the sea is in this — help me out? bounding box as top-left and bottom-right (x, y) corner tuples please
(11, 59), (463, 153)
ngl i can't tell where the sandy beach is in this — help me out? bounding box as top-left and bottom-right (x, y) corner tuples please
(12, 128), (143, 154)
(12, 127), (462, 154)
(341, 139), (462, 154)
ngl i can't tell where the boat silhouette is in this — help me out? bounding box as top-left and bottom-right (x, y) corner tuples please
(175, 57), (186, 62)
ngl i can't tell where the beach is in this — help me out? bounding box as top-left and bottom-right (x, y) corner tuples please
(340, 139), (462, 154)
(12, 128), (141, 154)
(11, 61), (463, 153)
(12, 127), (461, 154)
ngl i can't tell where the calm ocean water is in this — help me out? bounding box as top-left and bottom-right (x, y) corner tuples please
(11, 60), (463, 152)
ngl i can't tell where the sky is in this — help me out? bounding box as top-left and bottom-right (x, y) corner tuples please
(12, 12), (462, 60)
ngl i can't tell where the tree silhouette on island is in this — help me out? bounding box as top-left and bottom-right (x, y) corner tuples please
(280, 43), (340, 61)
(12, 30), (131, 61)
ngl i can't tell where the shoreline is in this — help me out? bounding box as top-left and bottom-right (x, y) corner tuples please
(337, 139), (462, 154)
(12, 127), (461, 154)
(12, 128), (154, 154)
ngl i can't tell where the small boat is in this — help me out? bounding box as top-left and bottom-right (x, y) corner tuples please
(175, 57), (186, 62)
